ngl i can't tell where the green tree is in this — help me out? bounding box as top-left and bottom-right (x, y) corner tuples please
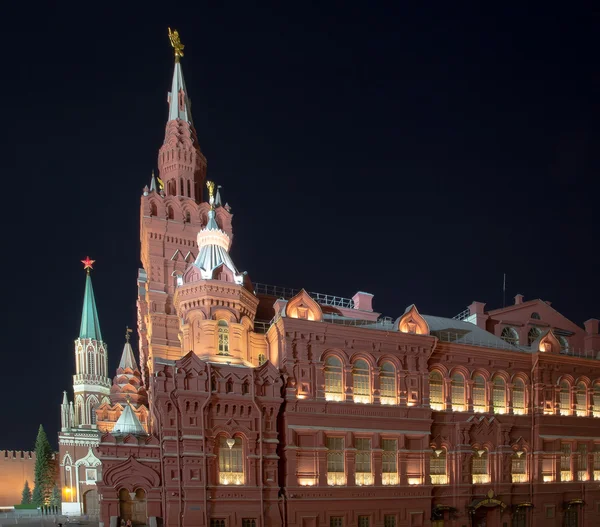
(32, 424), (55, 506)
(50, 485), (61, 507)
(20, 480), (32, 504)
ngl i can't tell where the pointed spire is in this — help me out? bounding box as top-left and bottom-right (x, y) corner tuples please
(79, 259), (102, 341)
(150, 170), (157, 192)
(62, 391), (69, 405)
(118, 328), (138, 371)
(112, 400), (146, 436)
(167, 28), (192, 125)
(215, 185), (223, 207)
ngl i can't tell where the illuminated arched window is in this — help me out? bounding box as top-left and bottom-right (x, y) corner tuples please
(527, 327), (541, 346)
(473, 375), (486, 413)
(430, 449), (447, 485)
(575, 383), (587, 416)
(472, 448), (490, 484)
(500, 327), (519, 346)
(324, 357), (343, 401)
(511, 451), (527, 482)
(379, 362), (396, 405)
(429, 371), (443, 411)
(218, 436), (244, 485)
(451, 374), (465, 412)
(492, 377), (506, 414)
(353, 360), (370, 404)
(559, 381), (571, 415)
(217, 320), (230, 355)
(513, 379), (526, 415)
(593, 384), (600, 418)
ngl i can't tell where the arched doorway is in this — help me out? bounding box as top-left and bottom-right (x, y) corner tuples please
(83, 489), (100, 517)
(119, 488), (147, 525)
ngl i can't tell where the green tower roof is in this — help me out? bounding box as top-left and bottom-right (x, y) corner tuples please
(79, 272), (102, 341)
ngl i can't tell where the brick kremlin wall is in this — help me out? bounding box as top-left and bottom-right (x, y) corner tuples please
(0, 451), (36, 507)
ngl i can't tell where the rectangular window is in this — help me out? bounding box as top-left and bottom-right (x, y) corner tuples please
(357, 517), (370, 527)
(512, 387), (525, 414)
(561, 443), (572, 481)
(383, 516), (396, 527)
(472, 451), (490, 484)
(382, 439), (398, 485)
(327, 437), (345, 486)
(577, 444), (588, 481)
(219, 437), (244, 485)
(355, 438), (373, 485)
(330, 517), (343, 527)
(242, 520), (256, 527)
(210, 520), (226, 527)
(511, 454), (527, 483)
(430, 380), (443, 410)
(430, 451), (447, 485)
(85, 468), (97, 482)
(594, 445), (600, 481)
(380, 375), (396, 404)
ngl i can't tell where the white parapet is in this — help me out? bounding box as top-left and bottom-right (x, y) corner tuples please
(62, 501), (81, 516)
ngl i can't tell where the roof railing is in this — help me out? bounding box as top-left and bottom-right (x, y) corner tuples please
(452, 308), (471, 321)
(253, 283), (355, 309)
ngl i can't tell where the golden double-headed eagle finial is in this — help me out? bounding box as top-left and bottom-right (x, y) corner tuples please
(206, 181), (215, 209)
(168, 27), (185, 62)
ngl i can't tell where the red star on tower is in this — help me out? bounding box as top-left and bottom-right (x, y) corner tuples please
(81, 256), (95, 272)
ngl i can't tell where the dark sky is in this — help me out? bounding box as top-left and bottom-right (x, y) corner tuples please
(1, 4), (598, 449)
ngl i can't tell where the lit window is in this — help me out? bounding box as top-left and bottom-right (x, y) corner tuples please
(451, 374), (465, 411)
(511, 452), (527, 482)
(379, 362), (396, 405)
(218, 436), (244, 485)
(327, 437), (345, 486)
(576, 383), (587, 416)
(473, 375), (486, 413)
(593, 385), (600, 417)
(492, 377), (506, 414)
(472, 449), (490, 484)
(381, 439), (398, 485)
(500, 327), (519, 346)
(561, 443), (572, 481)
(430, 449), (447, 485)
(217, 320), (230, 355)
(513, 379), (526, 415)
(324, 357), (343, 401)
(559, 381), (571, 415)
(577, 444), (588, 481)
(355, 438), (372, 485)
(527, 327), (541, 346)
(258, 353), (266, 366)
(593, 445), (600, 481)
(429, 371), (443, 411)
(353, 360), (370, 404)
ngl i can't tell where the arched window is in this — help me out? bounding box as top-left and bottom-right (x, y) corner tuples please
(492, 377), (506, 414)
(218, 436), (244, 485)
(324, 357), (343, 401)
(353, 360), (370, 404)
(527, 327), (541, 346)
(473, 375), (486, 413)
(90, 400), (98, 425)
(559, 381), (571, 415)
(531, 312), (541, 320)
(558, 335), (570, 353)
(511, 451), (527, 483)
(500, 327), (519, 346)
(429, 372), (443, 411)
(472, 448), (490, 484)
(379, 362), (396, 405)
(167, 206), (174, 220)
(326, 437), (345, 486)
(217, 320), (230, 355)
(575, 383), (587, 416)
(185, 211), (191, 223)
(513, 379), (526, 415)
(179, 178), (184, 196)
(258, 353), (266, 366)
(451, 374), (465, 412)
(593, 384), (600, 418)
(150, 202), (157, 216)
(430, 449), (448, 485)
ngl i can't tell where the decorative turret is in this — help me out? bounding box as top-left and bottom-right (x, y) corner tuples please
(111, 400), (147, 436)
(109, 328), (148, 407)
(60, 391), (70, 431)
(157, 28), (206, 201)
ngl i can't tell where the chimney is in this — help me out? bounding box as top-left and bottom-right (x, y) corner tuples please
(352, 292), (374, 312)
(514, 294), (524, 305)
(468, 301), (488, 329)
(584, 319), (600, 354)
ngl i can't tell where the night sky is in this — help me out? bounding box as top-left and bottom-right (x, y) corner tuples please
(1, 4), (598, 449)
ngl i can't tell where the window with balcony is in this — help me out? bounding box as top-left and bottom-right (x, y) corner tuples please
(217, 320), (230, 355)
(324, 357), (343, 401)
(379, 362), (396, 405)
(575, 383), (587, 416)
(527, 327), (541, 346)
(500, 326), (519, 345)
(559, 381), (571, 415)
(353, 360), (370, 404)
(355, 438), (373, 485)
(429, 371), (443, 411)
(218, 436), (244, 485)
(577, 444), (588, 481)
(560, 443), (572, 481)
(430, 449), (447, 485)
(472, 449), (490, 484)
(492, 377), (506, 414)
(511, 452), (527, 483)
(513, 379), (526, 415)
(451, 374), (465, 412)
(327, 437), (345, 486)
(382, 439), (398, 485)
(473, 375), (486, 413)
(593, 385), (600, 417)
